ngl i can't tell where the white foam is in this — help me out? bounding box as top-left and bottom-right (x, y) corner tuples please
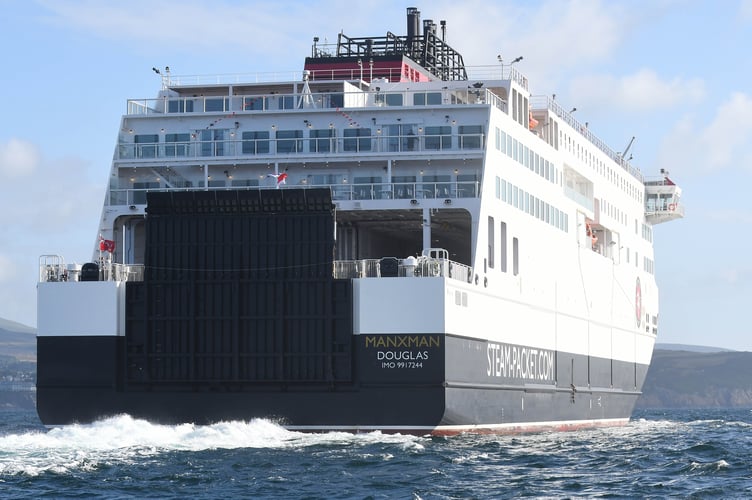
(0, 415), (425, 476)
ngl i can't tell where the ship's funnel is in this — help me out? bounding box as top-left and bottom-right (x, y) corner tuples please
(407, 7), (421, 54)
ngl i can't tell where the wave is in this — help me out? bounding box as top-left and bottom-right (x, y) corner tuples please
(0, 414), (425, 476)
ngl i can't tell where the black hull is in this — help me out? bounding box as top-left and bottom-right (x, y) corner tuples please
(36, 386), (638, 434)
(37, 334), (644, 433)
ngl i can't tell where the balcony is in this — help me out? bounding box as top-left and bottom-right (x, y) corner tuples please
(645, 176), (684, 224)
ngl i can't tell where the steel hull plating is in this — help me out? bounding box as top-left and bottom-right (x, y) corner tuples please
(37, 334), (645, 433)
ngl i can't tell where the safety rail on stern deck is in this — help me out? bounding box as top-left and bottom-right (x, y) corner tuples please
(38, 256), (144, 284)
(333, 254), (472, 282)
(39, 256), (469, 283)
(145, 63), (528, 90)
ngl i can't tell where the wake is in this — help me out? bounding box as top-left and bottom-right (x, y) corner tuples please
(0, 415), (424, 476)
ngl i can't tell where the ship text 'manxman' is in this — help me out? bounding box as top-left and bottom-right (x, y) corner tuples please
(364, 335), (441, 349)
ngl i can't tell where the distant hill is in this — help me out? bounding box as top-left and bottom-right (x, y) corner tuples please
(654, 343), (735, 353)
(636, 349), (752, 409)
(0, 318), (36, 362)
(0, 318), (37, 410)
(0, 318), (35, 335)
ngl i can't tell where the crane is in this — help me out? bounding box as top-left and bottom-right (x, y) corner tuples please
(620, 136), (635, 162)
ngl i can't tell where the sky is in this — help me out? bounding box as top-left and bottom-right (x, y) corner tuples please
(0, 0), (751, 350)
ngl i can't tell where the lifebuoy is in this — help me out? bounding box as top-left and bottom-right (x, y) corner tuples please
(668, 203), (676, 211)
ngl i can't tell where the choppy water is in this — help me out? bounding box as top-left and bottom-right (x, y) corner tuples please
(1, 408), (751, 498)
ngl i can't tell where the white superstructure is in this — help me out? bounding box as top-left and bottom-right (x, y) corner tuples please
(36, 8), (683, 431)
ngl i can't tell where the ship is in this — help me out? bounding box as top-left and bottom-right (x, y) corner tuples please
(36, 8), (683, 434)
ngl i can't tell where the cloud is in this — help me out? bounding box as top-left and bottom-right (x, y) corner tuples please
(35, 0), (353, 58)
(0, 149), (101, 233)
(0, 252), (30, 328)
(0, 138), (40, 178)
(0, 147), (101, 328)
(741, 0), (752, 22)
(702, 207), (752, 226)
(657, 92), (752, 175)
(569, 69), (705, 112)
(718, 267), (752, 286)
(518, 0), (627, 67)
(0, 147), (102, 261)
(36, 0), (636, 81)
(441, 0), (631, 76)
(0, 253), (16, 283)
(700, 92), (752, 169)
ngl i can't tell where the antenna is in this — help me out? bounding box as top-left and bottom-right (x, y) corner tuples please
(152, 66), (171, 89)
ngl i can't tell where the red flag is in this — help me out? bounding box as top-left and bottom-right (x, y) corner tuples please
(266, 170), (288, 188)
(99, 238), (115, 253)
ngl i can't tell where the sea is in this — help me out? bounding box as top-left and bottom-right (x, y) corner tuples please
(1, 408), (750, 499)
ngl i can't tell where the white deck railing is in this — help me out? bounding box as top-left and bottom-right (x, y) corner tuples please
(126, 87), (507, 116)
(38, 257), (144, 284)
(107, 181), (480, 207)
(333, 255), (472, 282)
(39, 256), (470, 284)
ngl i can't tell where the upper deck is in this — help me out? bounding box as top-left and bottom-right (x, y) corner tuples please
(119, 5), (644, 192)
(108, 4), (678, 244)
(121, 66), (642, 181)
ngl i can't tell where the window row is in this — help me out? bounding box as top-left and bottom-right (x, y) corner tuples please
(494, 127), (559, 185)
(495, 176), (569, 233)
(126, 125), (484, 159)
(641, 223), (653, 242)
(559, 129), (643, 204)
(643, 256), (655, 275)
(127, 173), (480, 203)
(600, 198), (629, 227)
(161, 89), (477, 115)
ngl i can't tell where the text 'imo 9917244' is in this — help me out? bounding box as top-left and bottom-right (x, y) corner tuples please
(36, 7), (683, 434)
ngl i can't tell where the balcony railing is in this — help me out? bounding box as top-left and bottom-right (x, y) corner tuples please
(108, 181), (480, 206)
(530, 95), (644, 183)
(38, 257), (144, 284)
(40, 255), (471, 284)
(334, 254), (472, 282)
(126, 87), (507, 116)
(563, 185), (594, 212)
(117, 132), (486, 161)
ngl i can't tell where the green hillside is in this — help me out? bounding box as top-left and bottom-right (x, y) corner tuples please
(0, 319), (36, 361)
(636, 349), (752, 408)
